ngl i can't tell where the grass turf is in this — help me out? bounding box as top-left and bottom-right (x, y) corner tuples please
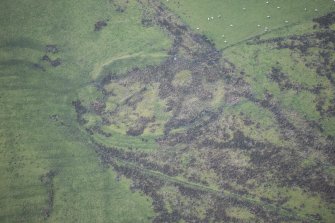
(0, 0), (171, 222)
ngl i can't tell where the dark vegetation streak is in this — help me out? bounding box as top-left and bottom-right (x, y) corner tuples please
(94, 144), (303, 223)
(40, 170), (57, 220)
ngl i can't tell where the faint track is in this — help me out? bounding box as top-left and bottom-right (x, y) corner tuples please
(90, 52), (168, 80)
(110, 155), (319, 223)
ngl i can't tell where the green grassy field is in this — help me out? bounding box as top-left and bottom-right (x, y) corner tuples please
(163, 0), (335, 48)
(1, 0), (335, 222)
(0, 0), (170, 222)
